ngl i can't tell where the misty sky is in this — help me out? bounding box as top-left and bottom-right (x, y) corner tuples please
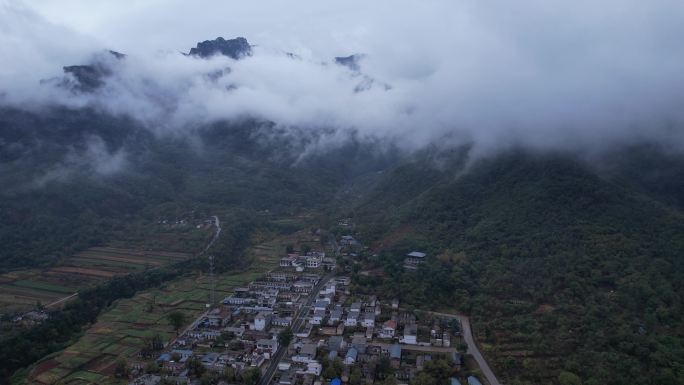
(2, 0), (684, 156)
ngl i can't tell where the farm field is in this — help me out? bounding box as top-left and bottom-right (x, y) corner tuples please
(25, 228), (309, 385)
(0, 247), (192, 314)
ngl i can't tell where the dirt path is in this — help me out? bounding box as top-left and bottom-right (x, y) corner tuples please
(200, 215), (221, 255)
(45, 292), (78, 308)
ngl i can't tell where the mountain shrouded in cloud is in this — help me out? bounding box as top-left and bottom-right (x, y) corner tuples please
(1, 0), (684, 157)
(188, 37), (252, 59)
(2, 3), (684, 385)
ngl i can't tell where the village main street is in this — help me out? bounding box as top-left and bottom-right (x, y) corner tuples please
(257, 273), (335, 385)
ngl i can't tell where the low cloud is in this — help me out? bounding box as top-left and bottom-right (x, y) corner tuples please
(2, 0), (684, 158)
(28, 136), (127, 189)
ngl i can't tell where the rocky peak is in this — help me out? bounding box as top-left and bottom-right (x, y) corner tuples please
(60, 50), (126, 92)
(188, 37), (252, 59)
(334, 54), (365, 71)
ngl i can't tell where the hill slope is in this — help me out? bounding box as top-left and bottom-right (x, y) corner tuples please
(352, 151), (684, 385)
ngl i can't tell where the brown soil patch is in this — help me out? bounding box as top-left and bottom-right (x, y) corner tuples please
(131, 322), (153, 329)
(51, 267), (117, 278)
(0, 286), (61, 300)
(96, 359), (119, 376)
(535, 304), (555, 314)
(30, 359), (59, 378)
(87, 247), (146, 256)
(83, 354), (117, 374)
(78, 254), (163, 266)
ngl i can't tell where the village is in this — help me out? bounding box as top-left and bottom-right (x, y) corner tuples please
(126, 231), (489, 385)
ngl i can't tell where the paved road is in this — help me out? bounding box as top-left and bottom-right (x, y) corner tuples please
(258, 273), (334, 385)
(424, 310), (502, 385)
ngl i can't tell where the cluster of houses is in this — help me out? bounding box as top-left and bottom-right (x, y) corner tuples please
(10, 310), (49, 327)
(280, 251), (336, 272)
(127, 247), (334, 385)
(126, 236), (482, 385)
(272, 285), (467, 385)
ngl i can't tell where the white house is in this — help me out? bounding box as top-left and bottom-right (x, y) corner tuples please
(313, 300), (328, 312)
(344, 312), (359, 327)
(311, 310), (326, 325)
(321, 282), (336, 295)
(306, 255), (322, 268)
(296, 361), (322, 376)
(329, 309), (343, 325)
(292, 343), (317, 363)
(344, 348), (358, 365)
(361, 313), (375, 328)
(401, 324), (417, 345)
(254, 312), (271, 331)
(256, 339), (278, 359)
(380, 320), (397, 338)
(403, 251), (427, 271)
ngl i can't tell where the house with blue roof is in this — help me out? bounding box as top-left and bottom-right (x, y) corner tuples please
(390, 343), (402, 369)
(344, 347), (358, 365)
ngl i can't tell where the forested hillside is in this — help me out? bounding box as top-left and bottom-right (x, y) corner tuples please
(351, 151), (684, 385)
(0, 107), (393, 271)
(3, 103), (684, 385)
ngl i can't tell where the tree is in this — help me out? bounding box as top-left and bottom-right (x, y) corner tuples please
(558, 371), (582, 385)
(423, 359), (452, 383)
(187, 357), (205, 377)
(222, 366), (237, 382)
(378, 376), (398, 385)
(241, 367), (260, 385)
(376, 356), (393, 379)
(167, 311), (186, 334)
(411, 372), (437, 385)
(349, 368), (363, 385)
(144, 361), (160, 374)
(200, 372), (218, 385)
(114, 358), (129, 378)
(141, 334), (164, 357)
(278, 326), (294, 347)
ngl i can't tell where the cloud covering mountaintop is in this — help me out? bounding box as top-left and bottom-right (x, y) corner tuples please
(2, 0), (684, 157)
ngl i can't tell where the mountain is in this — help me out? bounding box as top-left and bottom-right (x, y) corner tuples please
(188, 37), (252, 59)
(335, 54), (365, 71)
(48, 50), (126, 92)
(349, 150), (684, 385)
(2, 36), (684, 385)
(2, 100), (684, 384)
(0, 106), (395, 271)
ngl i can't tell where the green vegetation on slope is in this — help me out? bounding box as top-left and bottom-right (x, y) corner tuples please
(352, 152), (684, 385)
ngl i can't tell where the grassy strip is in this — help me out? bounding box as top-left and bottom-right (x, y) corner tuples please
(12, 280), (76, 295)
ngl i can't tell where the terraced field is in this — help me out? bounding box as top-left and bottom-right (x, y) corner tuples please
(25, 230), (304, 385)
(0, 247), (192, 314)
(27, 264), (279, 384)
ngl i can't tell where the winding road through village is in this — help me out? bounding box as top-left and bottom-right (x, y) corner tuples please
(425, 310), (502, 385)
